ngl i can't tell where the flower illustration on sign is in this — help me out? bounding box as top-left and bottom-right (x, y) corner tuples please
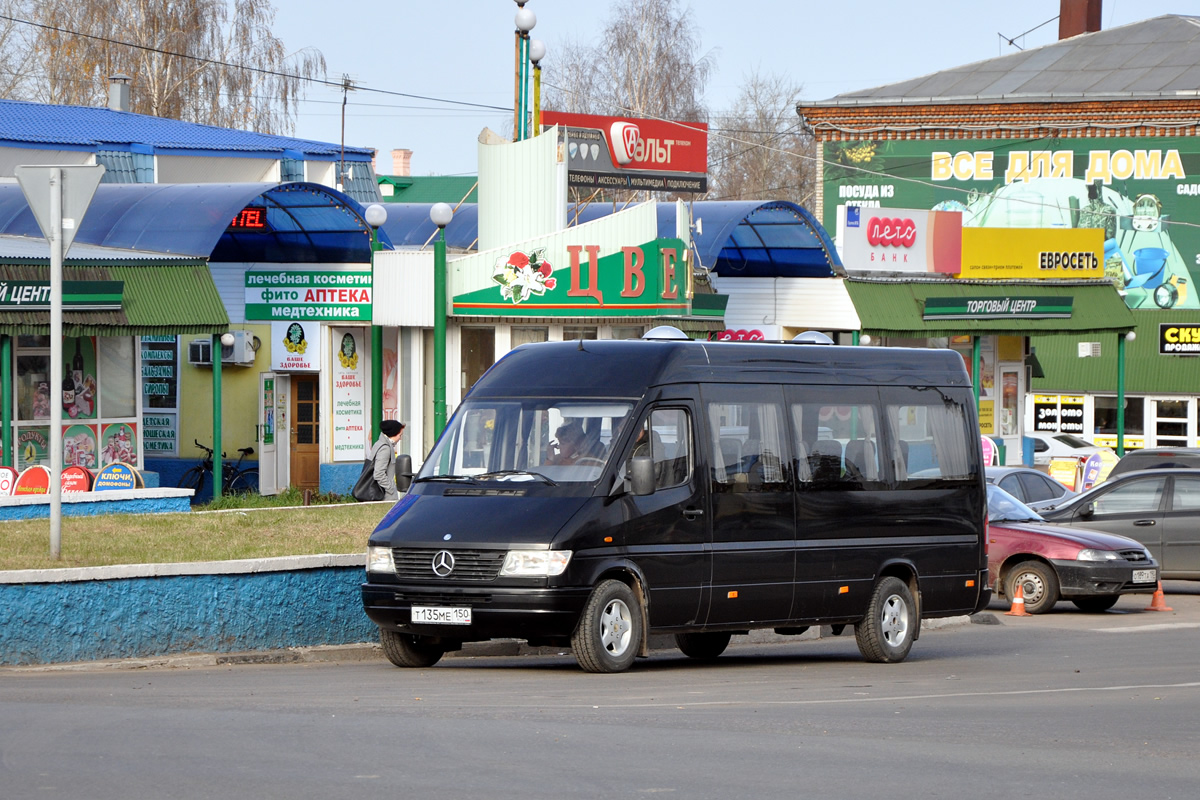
(492, 248), (556, 304)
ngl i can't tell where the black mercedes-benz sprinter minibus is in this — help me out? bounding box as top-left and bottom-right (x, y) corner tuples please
(362, 332), (990, 673)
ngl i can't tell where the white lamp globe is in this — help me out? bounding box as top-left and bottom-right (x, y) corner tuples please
(860, 334), (872, 345)
(1125, 331), (1137, 342)
(529, 39), (546, 64)
(364, 203), (387, 228)
(430, 202), (454, 229)
(515, 6), (536, 32)
(220, 332), (236, 347)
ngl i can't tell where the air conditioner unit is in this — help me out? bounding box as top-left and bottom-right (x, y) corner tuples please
(187, 332), (257, 367)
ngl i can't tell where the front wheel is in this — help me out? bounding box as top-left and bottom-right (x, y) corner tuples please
(1071, 595), (1119, 613)
(380, 630), (445, 668)
(177, 466), (206, 496)
(855, 576), (917, 663)
(572, 579), (642, 673)
(1006, 560), (1060, 614)
(675, 631), (732, 660)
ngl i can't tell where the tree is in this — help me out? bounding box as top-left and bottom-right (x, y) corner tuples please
(545, 0), (715, 123)
(706, 71), (817, 204)
(0, 0), (323, 135)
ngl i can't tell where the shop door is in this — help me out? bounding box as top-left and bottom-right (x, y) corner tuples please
(1150, 398), (1190, 448)
(290, 374), (320, 489)
(258, 372), (278, 495)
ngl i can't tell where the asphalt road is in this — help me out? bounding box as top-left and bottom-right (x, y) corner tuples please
(3, 582), (1198, 800)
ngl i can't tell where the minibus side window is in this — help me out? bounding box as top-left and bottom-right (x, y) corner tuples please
(787, 385), (882, 490)
(882, 389), (975, 482)
(704, 389), (787, 492)
(633, 408), (692, 489)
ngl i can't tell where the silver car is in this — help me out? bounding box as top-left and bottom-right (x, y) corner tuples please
(1039, 468), (1200, 579)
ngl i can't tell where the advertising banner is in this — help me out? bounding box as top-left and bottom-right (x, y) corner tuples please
(542, 111), (708, 192)
(272, 321), (322, 371)
(1159, 322), (1200, 354)
(823, 136), (1200, 309)
(960, 227), (1105, 280)
(245, 269), (371, 322)
(839, 206), (962, 274)
(330, 327), (367, 462)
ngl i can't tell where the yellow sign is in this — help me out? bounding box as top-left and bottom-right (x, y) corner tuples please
(959, 227), (1104, 280)
(979, 400), (994, 435)
(1048, 458), (1079, 490)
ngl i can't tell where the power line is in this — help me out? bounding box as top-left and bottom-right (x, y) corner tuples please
(0, 13), (513, 113)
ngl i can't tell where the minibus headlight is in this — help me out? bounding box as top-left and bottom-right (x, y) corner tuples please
(367, 545), (395, 573)
(1077, 548), (1119, 562)
(500, 550), (572, 577)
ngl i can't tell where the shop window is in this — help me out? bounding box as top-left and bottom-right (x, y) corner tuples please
(1095, 396), (1144, 436)
(16, 354), (50, 420)
(460, 327), (495, 400)
(610, 325), (645, 340)
(99, 337), (136, 418)
(511, 326), (548, 347)
(562, 325), (597, 341)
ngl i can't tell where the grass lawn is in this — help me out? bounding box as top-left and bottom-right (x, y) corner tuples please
(0, 498), (391, 572)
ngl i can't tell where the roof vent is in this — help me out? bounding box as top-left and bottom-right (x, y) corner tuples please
(792, 331), (834, 345)
(642, 325), (690, 341)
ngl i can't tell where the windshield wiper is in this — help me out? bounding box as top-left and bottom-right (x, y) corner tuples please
(475, 470), (557, 486)
(412, 475), (479, 484)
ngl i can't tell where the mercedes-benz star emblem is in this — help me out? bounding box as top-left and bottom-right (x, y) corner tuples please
(431, 550), (455, 577)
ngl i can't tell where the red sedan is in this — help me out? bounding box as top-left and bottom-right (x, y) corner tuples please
(987, 485), (1159, 614)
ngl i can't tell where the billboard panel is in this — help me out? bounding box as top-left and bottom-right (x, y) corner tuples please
(542, 111), (708, 192)
(823, 137), (1200, 310)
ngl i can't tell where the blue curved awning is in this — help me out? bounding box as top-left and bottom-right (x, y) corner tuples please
(0, 181), (389, 262)
(377, 203), (480, 250)
(376, 200), (839, 277)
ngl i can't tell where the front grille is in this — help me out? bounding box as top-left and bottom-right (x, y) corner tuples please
(1119, 549), (1149, 562)
(392, 548), (504, 582)
(392, 590), (494, 605)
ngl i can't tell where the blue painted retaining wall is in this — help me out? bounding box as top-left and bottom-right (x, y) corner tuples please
(0, 554), (373, 666)
(0, 488), (193, 521)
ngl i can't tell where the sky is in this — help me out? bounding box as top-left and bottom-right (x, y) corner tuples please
(272, 1), (1193, 177)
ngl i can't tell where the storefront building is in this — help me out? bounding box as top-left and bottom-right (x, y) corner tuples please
(797, 12), (1200, 450)
(0, 237), (228, 479)
(0, 181), (389, 498)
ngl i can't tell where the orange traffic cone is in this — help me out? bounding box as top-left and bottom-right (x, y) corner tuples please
(1005, 582), (1031, 617)
(1145, 581), (1174, 612)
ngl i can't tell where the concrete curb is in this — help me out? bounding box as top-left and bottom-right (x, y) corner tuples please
(2, 615), (982, 673)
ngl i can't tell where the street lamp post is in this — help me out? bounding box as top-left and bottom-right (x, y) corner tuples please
(430, 202), (454, 438)
(529, 38), (546, 134)
(365, 203), (388, 442)
(514, 2), (536, 140)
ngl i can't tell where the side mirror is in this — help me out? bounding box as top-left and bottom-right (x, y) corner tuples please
(628, 454), (655, 496)
(395, 453), (413, 492)
(1080, 501), (1095, 519)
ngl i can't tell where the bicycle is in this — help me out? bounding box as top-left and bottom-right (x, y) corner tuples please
(177, 440), (259, 497)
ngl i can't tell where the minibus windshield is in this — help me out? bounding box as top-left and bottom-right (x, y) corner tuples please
(417, 399), (635, 484)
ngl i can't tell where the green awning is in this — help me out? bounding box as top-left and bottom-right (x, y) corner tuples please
(0, 261), (229, 337)
(845, 278), (1135, 338)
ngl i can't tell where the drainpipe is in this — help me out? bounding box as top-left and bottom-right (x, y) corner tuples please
(213, 334), (223, 498)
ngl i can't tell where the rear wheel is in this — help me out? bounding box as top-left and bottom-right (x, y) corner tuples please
(675, 631), (732, 660)
(1006, 560), (1060, 614)
(855, 576), (917, 663)
(227, 468), (259, 495)
(1071, 594), (1119, 613)
(572, 579), (642, 673)
(380, 630), (445, 668)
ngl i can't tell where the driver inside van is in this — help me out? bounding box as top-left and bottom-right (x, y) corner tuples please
(548, 421), (588, 465)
